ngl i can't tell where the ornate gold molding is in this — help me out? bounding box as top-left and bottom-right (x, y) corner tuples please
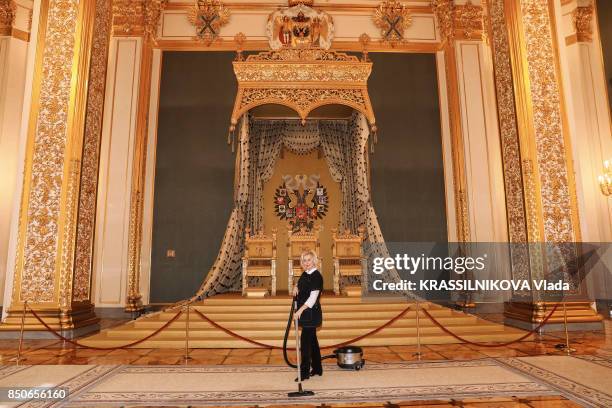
(432, 0), (484, 43)
(112, 0), (167, 38)
(520, 0), (576, 243)
(0, 0), (16, 36)
(432, 0), (453, 44)
(231, 48), (376, 128)
(573, 5), (593, 43)
(453, 1), (483, 40)
(487, 0), (529, 246)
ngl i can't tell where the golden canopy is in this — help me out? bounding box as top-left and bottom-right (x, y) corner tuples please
(230, 48), (377, 132)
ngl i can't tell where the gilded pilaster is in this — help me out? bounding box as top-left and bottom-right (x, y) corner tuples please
(117, 0), (166, 312)
(487, 0), (597, 326)
(73, 0), (112, 304)
(1, 0), (106, 333)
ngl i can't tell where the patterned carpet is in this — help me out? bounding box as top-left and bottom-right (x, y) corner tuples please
(0, 357), (610, 407)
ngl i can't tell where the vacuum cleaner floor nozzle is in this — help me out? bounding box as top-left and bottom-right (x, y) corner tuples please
(288, 390), (315, 397)
(288, 383), (315, 397)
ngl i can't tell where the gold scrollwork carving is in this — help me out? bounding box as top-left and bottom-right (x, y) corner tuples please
(432, 0), (484, 42)
(0, 0), (16, 36)
(488, 0), (529, 245)
(74, 0), (112, 303)
(431, 0), (454, 44)
(521, 0), (575, 243)
(373, 1), (412, 46)
(231, 49), (376, 128)
(573, 5), (593, 43)
(453, 0), (483, 40)
(126, 189), (143, 312)
(112, 0), (167, 38)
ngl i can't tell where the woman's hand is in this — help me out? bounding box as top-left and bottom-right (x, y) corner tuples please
(295, 306), (306, 319)
(292, 286), (298, 297)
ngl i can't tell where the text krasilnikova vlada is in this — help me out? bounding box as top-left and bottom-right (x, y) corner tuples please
(370, 254), (570, 292)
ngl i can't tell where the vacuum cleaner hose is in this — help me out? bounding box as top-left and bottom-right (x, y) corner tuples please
(282, 297), (335, 368)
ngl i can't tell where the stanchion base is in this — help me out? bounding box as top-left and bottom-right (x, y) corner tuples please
(8, 357), (26, 363)
(554, 344), (576, 353)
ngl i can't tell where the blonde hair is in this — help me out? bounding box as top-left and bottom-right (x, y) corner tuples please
(300, 250), (318, 266)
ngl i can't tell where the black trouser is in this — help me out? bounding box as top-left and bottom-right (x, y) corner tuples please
(300, 326), (322, 376)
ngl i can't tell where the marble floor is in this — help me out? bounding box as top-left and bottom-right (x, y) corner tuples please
(0, 321), (608, 407)
(1, 320), (609, 366)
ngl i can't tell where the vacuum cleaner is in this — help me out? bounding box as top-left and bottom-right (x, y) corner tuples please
(282, 297), (365, 371)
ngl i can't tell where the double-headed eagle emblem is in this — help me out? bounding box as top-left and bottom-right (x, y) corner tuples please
(373, 1), (412, 45)
(187, 0), (231, 45)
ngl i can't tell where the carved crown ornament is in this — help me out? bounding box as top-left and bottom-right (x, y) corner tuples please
(112, 0), (167, 38)
(187, 0), (231, 45)
(228, 1), (376, 136)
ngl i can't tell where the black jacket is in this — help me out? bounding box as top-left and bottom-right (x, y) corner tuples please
(296, 269), (323, 328)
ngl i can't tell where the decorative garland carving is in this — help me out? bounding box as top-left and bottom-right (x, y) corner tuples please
(0, 0), (16, 36)
(187, 0), (230, 45)
(573, 5), (593, 43)
(373, 1), (412, 46)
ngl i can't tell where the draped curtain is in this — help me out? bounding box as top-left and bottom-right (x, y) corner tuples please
(191, 112), (400, 299)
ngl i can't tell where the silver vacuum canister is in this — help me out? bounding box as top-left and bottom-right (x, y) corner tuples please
(334, 346), (365, 370)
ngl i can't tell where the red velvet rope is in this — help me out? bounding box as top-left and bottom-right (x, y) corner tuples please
(421, 304), (560, 347)
(26, 306), (184, 350)
(192, 304), (414, 350)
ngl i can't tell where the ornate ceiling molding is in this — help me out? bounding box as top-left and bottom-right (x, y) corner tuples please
(432, 0), (484, 43)
(112, 0), (167, 37)
(230, 48), (376, 129)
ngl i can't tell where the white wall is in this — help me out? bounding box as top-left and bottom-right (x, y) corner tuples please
(92, 37), (142, 308)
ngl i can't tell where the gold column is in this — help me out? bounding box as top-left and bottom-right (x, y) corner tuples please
(112, 0), (166, 312)
(487, 0), (601, 326)
(2, 0), (107, 333)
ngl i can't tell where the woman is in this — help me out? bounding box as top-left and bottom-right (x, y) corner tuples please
(292, 250), (323, 381)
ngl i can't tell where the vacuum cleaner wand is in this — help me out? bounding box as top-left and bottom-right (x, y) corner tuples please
(288, 298), (315, 398)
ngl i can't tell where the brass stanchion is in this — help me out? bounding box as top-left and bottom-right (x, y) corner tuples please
(560, 302), (575, 355)
(413, 298), (422, 361)
(11, 301), (28, 365)
(183, 304), (192, 362)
